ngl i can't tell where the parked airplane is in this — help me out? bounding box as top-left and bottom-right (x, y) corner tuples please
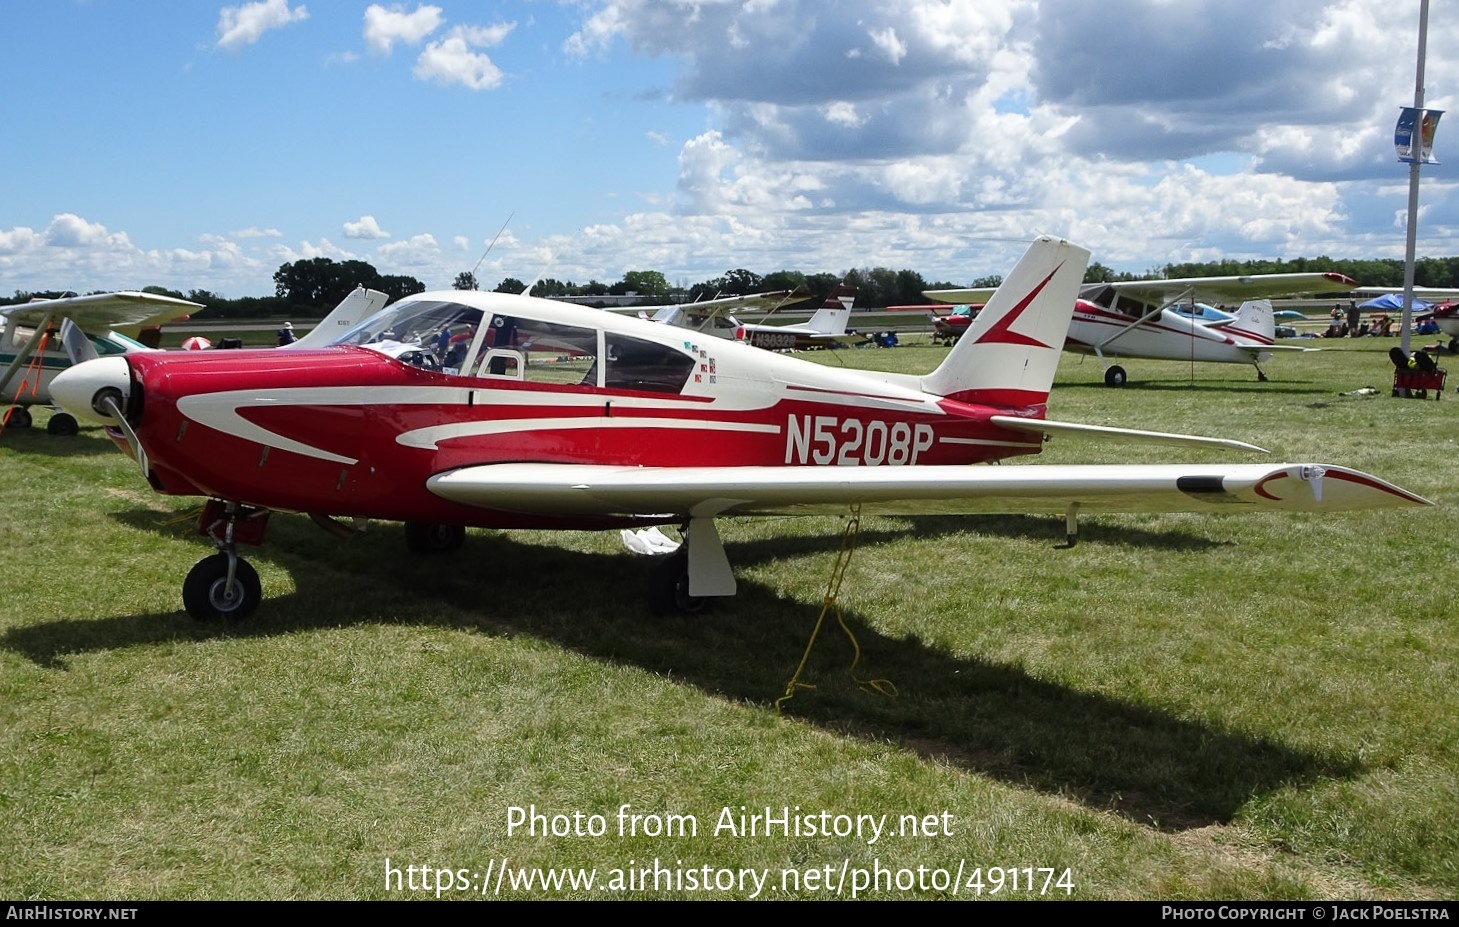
(927, 272), (1358, 385)
(3, 287), (392, 437)
(639, 290), (799, 337)
(1, 291), (201, 435)
(732, 284), (868, 350)
(51, 237), (1427, 621)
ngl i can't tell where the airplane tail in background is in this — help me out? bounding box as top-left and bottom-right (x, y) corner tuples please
(803, 284), (857, 335)
(920, 236), (1088, 408)
(288, 287), (391, 350)
(1224, 299), (1276, 344)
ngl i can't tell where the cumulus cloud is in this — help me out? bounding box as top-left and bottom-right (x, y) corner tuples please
(0, 215), (267, 295)
(216, 0), (309, 51)
(377, 233), (441, 265)
(364, 3), (443, 54)
(413, 22), (516, 90)
(231, 227), (284, 239)
(343, 215), (391, 239)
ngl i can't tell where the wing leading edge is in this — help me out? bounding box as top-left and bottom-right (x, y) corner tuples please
(426, 462), (1431, 520)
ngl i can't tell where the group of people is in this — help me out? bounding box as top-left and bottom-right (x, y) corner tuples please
(1323, 302), (1443, 339)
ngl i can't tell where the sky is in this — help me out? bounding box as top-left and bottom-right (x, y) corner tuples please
(2, 0), (1456, 299)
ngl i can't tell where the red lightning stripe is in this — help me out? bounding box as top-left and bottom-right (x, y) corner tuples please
(967, 262), (1064, 348)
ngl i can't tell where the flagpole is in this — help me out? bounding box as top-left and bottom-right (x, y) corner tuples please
(1400, 0), (1429, 356)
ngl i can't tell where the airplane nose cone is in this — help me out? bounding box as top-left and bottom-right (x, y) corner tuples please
(50, 356), (131, 425)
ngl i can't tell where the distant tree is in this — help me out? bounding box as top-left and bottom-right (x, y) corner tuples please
(453, 272), (478, 291)
(494, 277), (526, 294)
(620, 270), (670, 297)
(762, 270), (807, 294)
(273, 257), (424, 309)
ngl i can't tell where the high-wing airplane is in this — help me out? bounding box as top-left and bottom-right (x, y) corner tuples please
(1, 291), (201, 435)
(732, 284), (869, 350)
(927, 272), (1358, 385)
(51, 237), (1427, 622)
(637, 289), (800, 337)
(3, 287), (392, 437)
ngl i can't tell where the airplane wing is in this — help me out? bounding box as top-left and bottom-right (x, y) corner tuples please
(1350, 286), (1459, 301)
(3, 291), (201, 330)
(1094, 272), (1357, 305)
(427, 462), (1430, 520)
(610, 290), (803, 320)
(924, 287), (997, 305)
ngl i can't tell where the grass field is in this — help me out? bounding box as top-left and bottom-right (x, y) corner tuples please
(1, 338), (1455, 900)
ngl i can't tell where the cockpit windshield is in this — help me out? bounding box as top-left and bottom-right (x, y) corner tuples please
(333, 298), (483, 351)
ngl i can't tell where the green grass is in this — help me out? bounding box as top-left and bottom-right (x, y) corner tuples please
(1, 338), (1456, 899)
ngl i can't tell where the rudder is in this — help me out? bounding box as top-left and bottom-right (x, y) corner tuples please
(921, 236), (1089, 407)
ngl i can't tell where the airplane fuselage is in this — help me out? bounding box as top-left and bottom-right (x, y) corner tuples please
(94, 291), (1044, 530)
(1, 319), (153, 405)
(1064, 300), (1274, 364)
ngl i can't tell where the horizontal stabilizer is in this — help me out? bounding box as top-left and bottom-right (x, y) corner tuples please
(989, 415), (1268, 453)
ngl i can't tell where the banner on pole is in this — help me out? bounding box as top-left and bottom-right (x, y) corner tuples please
(1395, 107), (1443, 164)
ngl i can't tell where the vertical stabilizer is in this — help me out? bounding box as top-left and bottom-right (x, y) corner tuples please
(921, 236), (1089, 407)
(288, 287), (391, 350)
(1224, 299), (1276, 344)
(804, 284), (857, 334)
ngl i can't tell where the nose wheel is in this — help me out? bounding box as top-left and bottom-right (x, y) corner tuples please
(183, 500), (271, 621)
(183, 552), (261, 621)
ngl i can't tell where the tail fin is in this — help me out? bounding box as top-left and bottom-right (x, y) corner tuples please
(804, 284), (857, 335)
(1224, 299), (1275, 344)
(288, 287), (391, 349)
(921, 236), (1088, 407)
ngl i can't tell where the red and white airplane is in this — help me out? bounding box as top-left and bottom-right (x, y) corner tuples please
(927, 272), (1359, 386)
(51, 237), (1428, 621)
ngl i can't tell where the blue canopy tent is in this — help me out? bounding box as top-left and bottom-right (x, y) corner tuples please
(1358, 292), (1432, 312)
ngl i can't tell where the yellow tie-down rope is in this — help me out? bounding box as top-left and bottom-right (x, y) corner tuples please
(777, 503), (897, 712)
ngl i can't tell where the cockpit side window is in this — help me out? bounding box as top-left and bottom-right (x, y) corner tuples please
(603, 334), (694, 394)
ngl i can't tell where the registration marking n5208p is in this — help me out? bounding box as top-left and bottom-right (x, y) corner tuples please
(784, 414), (934, 466)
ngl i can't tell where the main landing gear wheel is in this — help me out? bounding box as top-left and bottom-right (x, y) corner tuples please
(404, 521), (466, 554)
(1104, 365), (1128, 387)
(182, 553), (262, 621)
(4, 407), (32, 428)
(46, 412), (78, 436)
(647, 549), (707, 616)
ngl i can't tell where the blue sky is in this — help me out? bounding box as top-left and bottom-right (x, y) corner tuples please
(2, 0), (1456, 298)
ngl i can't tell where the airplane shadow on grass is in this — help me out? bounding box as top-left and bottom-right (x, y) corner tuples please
(4, 507), (1332, 833)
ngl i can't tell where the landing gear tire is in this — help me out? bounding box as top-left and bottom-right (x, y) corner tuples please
(1450, 337), (1458, 355)
(648, 549), (707, 616)
(404, 522), (465, 554)
(4, 407), (32, 429)
(1104, 365), (1128, 387)
(46, 412), (78, 436)
(182, 553), (262, 621)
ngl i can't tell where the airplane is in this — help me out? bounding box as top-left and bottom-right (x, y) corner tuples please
(50, 236), (1428, 622)
(640, 286), (869, 350)
(730, 284), (868, 350)
(926, 272), (1360, 385)
(2, 286), (392, 437)
(636, 289), (800, 337)
(1, 290), (202, 435)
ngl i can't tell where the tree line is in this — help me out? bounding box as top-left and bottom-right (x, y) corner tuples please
(7, 253), (1458, 319)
